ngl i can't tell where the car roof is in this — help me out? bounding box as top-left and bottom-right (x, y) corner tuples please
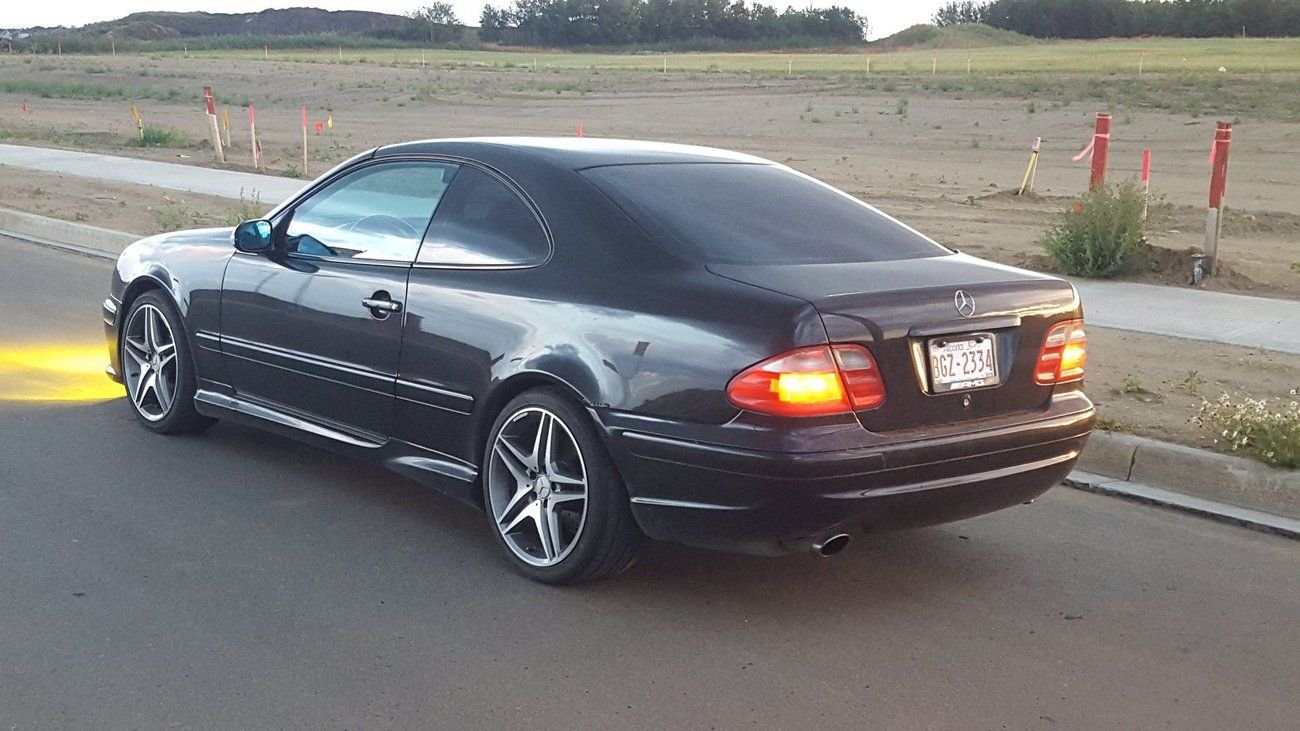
(374, 136), (773, 170)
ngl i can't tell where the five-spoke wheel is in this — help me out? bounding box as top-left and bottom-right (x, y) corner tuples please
(483, 389), (642, 583)
(488, 407), (589, 567)
(120, 291), (215, 435)
(122, 302), (179, 422)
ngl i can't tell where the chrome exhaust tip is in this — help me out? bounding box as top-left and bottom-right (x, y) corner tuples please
(813, 533), (851, 557)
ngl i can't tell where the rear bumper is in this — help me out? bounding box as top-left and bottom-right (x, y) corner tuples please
(599, 401), (1094, 555)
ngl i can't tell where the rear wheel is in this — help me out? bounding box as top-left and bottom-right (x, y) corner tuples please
(120, 291), (216, 435)
(483, 389), (641, 584)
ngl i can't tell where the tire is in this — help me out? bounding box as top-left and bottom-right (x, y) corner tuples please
(119, 290), (216, 435)
(482, 388), (642, 584)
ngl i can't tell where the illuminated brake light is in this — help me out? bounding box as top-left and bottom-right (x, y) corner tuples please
(1035, 319), (1087, 385)
(776, 372), (843, 404)
(727, 345), (885, 417)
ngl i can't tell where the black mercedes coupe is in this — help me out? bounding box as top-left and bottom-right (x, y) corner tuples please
(103, 138), (1094, 583)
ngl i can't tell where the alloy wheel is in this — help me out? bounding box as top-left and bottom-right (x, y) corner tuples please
(122, 303), (179, 422)
(487, 406), (589, 567)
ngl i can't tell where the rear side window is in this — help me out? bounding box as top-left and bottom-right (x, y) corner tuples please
(417, 167), (549, 267)
(583, 163), (947, 265)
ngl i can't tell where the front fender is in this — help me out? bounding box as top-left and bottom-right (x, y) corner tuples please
(109, 228), (236, 388)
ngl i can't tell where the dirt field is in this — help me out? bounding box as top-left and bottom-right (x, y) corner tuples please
(0, 167), (263, 235)
(3, 52), (1298, 295)
(1086, 327), (1300, 449)
(2, 50), (1299, 455)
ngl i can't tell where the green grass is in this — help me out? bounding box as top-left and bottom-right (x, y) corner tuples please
(0, 78), (186, 102)
(138, 126), (186, 147)
(1, 36), (1297, 126)
(174, 37), (1300, 75)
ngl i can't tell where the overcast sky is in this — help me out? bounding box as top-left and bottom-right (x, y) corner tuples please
(8, 1), (945, 40)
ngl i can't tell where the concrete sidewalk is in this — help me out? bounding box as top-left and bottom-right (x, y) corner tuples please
(4, 143), (1300, 355)
(0, 143), (303, 203)
(1072, 280), (1300, 356)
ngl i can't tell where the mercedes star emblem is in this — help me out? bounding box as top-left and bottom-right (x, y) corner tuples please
(954, 290), (976, 318)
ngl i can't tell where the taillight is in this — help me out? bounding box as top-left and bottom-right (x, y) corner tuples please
(1035, 319), (1086, 385)
(726, 345), (885, 417)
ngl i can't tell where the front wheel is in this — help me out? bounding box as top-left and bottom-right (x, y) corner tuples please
(483, 389), (642, 584)
(120, 290), (216, 435)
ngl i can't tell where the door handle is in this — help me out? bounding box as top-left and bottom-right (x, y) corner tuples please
(362, 297), (402, 313)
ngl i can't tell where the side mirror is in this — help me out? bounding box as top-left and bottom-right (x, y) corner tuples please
(234, 219), (273, 252)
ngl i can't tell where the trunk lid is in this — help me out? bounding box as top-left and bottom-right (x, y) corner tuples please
(708, 253), (1081, 434)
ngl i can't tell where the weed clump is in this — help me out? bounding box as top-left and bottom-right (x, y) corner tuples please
(152, 196), (199, 232)
(138, 126), (185, 147)
(1195, 394), (1300, 468)
(223, 190), (266, 227)
(1042, 180), (1148, 278)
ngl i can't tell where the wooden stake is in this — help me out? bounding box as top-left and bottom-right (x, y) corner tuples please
(1138, 49), (1145, 75)
(932, 50), (937, 75)
(302, 106), (309, 177)
(1205, 122), (1233, 276)
(967, 51), (972, 74)
(1017, 137), (1041, 195)
(208, 113), (225, 163)
(249, 104), (260, 169)
(1089, 113), (1111, 190)
(1141, 148), (1151, 219)
(787, 55), (792, 77)
(203, 86), (224, 163)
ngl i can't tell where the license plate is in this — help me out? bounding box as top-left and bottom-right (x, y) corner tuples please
(927, 334), (997, 392)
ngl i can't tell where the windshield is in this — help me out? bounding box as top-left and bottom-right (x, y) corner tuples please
(582, 162), (948, 265)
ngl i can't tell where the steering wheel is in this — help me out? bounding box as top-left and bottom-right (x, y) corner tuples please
(348, 214), (420, 238)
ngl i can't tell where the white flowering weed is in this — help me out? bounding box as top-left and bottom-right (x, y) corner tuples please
(1193, 394), (1300, 468)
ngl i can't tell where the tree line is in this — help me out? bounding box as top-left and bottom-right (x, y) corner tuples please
(479, 0), (867, 47)
(934, 0), (1300, 38)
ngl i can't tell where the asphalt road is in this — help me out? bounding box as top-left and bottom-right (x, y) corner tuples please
(2, 235), (1298, 729)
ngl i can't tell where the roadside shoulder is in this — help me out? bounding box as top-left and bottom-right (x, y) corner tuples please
(1072, 430), (1300, 535)
(0, 206), (134, 260)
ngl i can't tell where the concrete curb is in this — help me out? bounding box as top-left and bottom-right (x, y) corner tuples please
(0, 207), (135, 260)
(1076, 431), (1300, 523)
(1065, 471), (1300, 540)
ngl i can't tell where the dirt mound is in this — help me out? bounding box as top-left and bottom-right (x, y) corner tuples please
(871, 23), (1037, 51)
(1016, 243), (1262, 293)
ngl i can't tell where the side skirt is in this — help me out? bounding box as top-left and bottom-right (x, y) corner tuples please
(193, 389), (483, 508)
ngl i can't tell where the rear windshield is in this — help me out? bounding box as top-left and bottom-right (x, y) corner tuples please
(582, 162), (947, 265)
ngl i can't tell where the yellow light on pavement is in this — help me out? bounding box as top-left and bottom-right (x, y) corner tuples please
(0, 345), (125, 402)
